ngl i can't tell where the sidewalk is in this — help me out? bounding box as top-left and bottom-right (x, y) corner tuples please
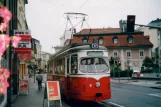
(11, 76), (69, 107)
(111, 78), (161, 89)
(11, 77), (45, 107)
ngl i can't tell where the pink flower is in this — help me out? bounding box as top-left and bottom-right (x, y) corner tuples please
(11, 34), (21, 48)
(0, 67), (10, 94)
(0, 6), (12, 32)
(0, 34), (10, 57)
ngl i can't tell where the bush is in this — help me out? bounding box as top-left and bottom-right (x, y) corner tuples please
(110, 69), (133, 77)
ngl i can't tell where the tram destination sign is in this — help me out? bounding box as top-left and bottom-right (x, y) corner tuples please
(91, 43), (99, 49)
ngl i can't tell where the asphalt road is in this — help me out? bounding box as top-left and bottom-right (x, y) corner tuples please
(103, 82), (161, 107)
(12, 74), (161, 107)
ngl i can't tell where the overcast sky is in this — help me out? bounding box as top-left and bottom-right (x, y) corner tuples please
(25, 0), (161, 53)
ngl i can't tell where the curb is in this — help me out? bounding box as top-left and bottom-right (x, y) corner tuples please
(150, 87), (161, 90)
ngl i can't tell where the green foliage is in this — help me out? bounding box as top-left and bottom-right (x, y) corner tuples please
(110, 69), (133, 77)
(0, 0), (4, 5)
(142, 56), (154, 67)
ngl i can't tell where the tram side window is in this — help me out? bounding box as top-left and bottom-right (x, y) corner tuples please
(71, 54), (78, 74)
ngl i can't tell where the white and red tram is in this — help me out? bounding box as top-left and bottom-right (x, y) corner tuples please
(48, 43), (111, 102)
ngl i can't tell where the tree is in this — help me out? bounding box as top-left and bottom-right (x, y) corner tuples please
(142, 57), (154, 68)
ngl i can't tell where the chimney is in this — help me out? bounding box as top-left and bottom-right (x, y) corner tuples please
(119, 20), (127, 32)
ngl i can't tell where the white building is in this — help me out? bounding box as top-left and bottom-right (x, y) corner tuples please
(138, 18), (161, 57)
(54, 30), (73, 53)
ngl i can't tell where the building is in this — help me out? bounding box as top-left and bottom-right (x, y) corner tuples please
(70, 28), (153, 71)
(53, 30), (72, 53)
(0, 0), (29, 106)
(139, 18), (161, 56)
(32, 38), (42, 69)
(41, 51), (51, 72)
(17, 0), (28, 29)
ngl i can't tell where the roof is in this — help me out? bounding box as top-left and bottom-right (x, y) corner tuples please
(71, 34), (153, 48)
(74, 28), (143, 36)
(76, 28), (120, 35)
(148, 18), (161, 27)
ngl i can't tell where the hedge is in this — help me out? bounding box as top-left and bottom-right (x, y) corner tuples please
(110, 69), (133, 77)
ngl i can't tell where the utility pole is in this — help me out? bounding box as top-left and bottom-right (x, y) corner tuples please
(5, 0), (12, 107)
(157, 29), (161, 80)
(113, 58), (116, 78)
(126, 59), (130, 82)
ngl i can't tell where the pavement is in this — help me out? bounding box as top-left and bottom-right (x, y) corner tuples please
(11, 75), (161, 107)
(11, 74), (111, 107)
(103, 78), (161, 107)
(111, 77), (161, 89)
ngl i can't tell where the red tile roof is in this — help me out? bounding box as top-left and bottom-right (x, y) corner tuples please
(71, 28), (153, 48)
(76, 28), (120, 34)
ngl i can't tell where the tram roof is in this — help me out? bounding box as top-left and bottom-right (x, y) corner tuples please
(49, 43), (107, 60)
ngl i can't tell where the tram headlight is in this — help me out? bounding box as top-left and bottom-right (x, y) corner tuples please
(96, 82), (100, 88)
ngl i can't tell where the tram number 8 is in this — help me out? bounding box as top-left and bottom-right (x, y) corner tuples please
(91, 43), (99, 49)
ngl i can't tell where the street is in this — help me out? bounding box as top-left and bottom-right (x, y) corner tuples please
(11, 75), (111, 107)
(11, 74), (161, 107)
(103, 82), (161, 107)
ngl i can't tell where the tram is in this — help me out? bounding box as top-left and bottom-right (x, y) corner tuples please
(48, 43), (111, 102)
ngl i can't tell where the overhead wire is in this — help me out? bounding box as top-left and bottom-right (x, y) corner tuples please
(76, 0), (90, 12)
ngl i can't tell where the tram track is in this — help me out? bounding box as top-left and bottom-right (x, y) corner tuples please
(62, 99), (118, 107)
(100, 101), (125, 107)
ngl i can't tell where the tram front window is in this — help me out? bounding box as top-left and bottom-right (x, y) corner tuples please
(80, 57), (109, 73)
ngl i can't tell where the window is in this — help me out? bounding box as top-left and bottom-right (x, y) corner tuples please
(71, 54), (78, 74)
(82, 37), (88, 43)
(98, 37), (103, 44)
(83, 39), (88, 43)
(139, 50), (144, 57)
(128, 38), (133, 43)
(126, 51), (131, 58)
(127, 35), (133, 44)
(114, 39), (118, 44)
(113, 36), (118, 44)
(113, 51), (118, 57)
(80, 57), (109, 73)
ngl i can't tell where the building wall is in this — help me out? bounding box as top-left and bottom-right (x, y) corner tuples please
(108, 48), (152, 70)
(17, 0), (27, 30)
(143, 28), (158, 54)
(41, 52), (50, 71)
(35, 44), (42, 69)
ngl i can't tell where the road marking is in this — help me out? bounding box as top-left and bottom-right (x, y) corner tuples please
(108, 102), (125, 107)
(148, 93), (161, 98)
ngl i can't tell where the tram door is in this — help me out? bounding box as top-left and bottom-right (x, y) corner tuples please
(67, 57), (70, 90)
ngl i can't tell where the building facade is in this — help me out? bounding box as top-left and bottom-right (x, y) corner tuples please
(32, 38), (42, 69)
(139, 18), (161, 56)
(0, 0), (29, 106)
(71, 28), (153, 71)
(41, 51), (51, 72)
(17, 0), (28, 29)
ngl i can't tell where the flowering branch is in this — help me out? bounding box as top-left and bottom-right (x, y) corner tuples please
(0, 6), (21, 95)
